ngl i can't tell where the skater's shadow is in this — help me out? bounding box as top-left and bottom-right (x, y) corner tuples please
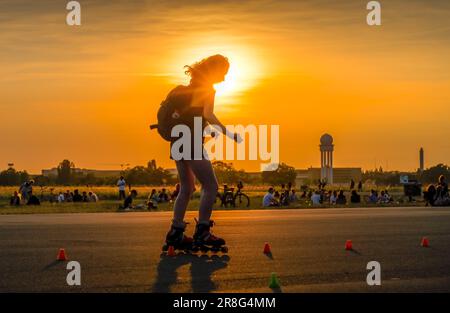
(152, 253), (230, 293)
(191, 254), (230, 292)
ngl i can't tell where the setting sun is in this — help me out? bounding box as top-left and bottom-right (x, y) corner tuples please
(213, 51), (260, 99)
(170, 39), (263, 105)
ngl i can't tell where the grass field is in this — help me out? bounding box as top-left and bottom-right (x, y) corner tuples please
(0, 185), (424, 214)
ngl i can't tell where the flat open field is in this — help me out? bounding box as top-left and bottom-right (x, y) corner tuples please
(0, 185), (424, 214)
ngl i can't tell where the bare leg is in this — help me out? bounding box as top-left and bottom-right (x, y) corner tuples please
(187, 159), (219, 223)
(172, 160), (195, 227)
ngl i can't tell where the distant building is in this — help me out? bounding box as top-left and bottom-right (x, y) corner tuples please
(320, 133), (334, 184)
(295, 167), (361, 186)
(41, 168), (121, 178)
(295, 134), (362, 186)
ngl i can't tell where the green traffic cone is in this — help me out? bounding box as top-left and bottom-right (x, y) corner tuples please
(269, 272), (280, 289)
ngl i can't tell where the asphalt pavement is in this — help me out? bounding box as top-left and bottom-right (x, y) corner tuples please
(1, 207), (450, 292)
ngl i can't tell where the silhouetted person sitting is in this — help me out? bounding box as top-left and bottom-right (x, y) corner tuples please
(263, 187), (279, 207)
(336, 190), (347, 205)
(123, 189), (138, 210)
(72, 189), (83, 202)
(147, 189), (159, 210)
(82, 191), (89, 202)
(158, 188), (169, 202)
(437, 175), (449, 198)
(368, 190), (378, 203)
(300, 190), (307, 198)
(330, 190), (337, 205)
(350, 190), (361, 204)
(424, 184), (437, 206)
(64, 190), (72, 202)
(289, 189), (298, 202)
(279, 190), (290, 206)
(311, 190), (321, 206)
(433, 175), (450, 206)
(10, 191), (21, 206)
(26, 191), (40, 206)
(88, 192), (98, 202)
(379, 190), (391, 203)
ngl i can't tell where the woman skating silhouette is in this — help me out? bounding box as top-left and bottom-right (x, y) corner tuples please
(163, 54), (241, 252)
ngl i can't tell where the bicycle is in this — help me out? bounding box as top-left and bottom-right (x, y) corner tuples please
(216, 184), (250, 208)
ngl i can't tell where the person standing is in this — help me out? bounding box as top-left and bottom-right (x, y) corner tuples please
(19, 179), (34, 203)
(117, 176), (126, 200)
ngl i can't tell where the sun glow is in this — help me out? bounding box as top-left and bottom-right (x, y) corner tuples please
(213, 53), (258, 99)
(172, 41), (263, 105)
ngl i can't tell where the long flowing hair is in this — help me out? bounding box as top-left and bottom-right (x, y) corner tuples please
(184, 54), (229, 85)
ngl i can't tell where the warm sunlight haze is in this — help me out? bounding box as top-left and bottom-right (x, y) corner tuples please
(1, 0), (449, 173)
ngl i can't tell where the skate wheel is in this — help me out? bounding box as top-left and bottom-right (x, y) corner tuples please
(220, 246), (228, 253)
(191, 246), (200, 253)
(200, 247), (209, 253)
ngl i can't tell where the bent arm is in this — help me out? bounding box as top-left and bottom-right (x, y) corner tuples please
(203, 93), (226, 132)
(203, 93), (237, 141)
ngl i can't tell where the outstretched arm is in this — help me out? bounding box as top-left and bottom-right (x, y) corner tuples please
(203, 92), (241, 142)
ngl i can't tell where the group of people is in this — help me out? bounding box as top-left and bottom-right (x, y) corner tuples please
(309, 189), (392, 206)
(55, 189), (99, 203)
(424, 175), (449, 206)
(262, 183), (299, 207)
(9, 180), (100, 206)
(120, 184), (181, 211)
(310, 189), (354, 205)
(10, 175), (450, 210)
(262, 183), (394, 207)
(10, 180), (40, 206)
(367, 189), (392, 204)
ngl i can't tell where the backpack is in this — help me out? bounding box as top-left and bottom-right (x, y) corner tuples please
(150, 85), (193, 141)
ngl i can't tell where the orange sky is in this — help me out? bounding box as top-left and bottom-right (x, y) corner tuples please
(1, 0), (449, 173)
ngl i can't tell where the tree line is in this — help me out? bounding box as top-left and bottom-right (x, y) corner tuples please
(0, 160), (297, 187)
(1, 160), (448, 187)
(362, 164), (450, 185)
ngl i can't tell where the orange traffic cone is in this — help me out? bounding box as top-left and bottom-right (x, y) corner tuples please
(345, 240), (353, 251)
(263, 242), (271, 254)
(57, 248), (68, 261)
(167, 245), (176, 256)
(421, 237), (429, 247)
